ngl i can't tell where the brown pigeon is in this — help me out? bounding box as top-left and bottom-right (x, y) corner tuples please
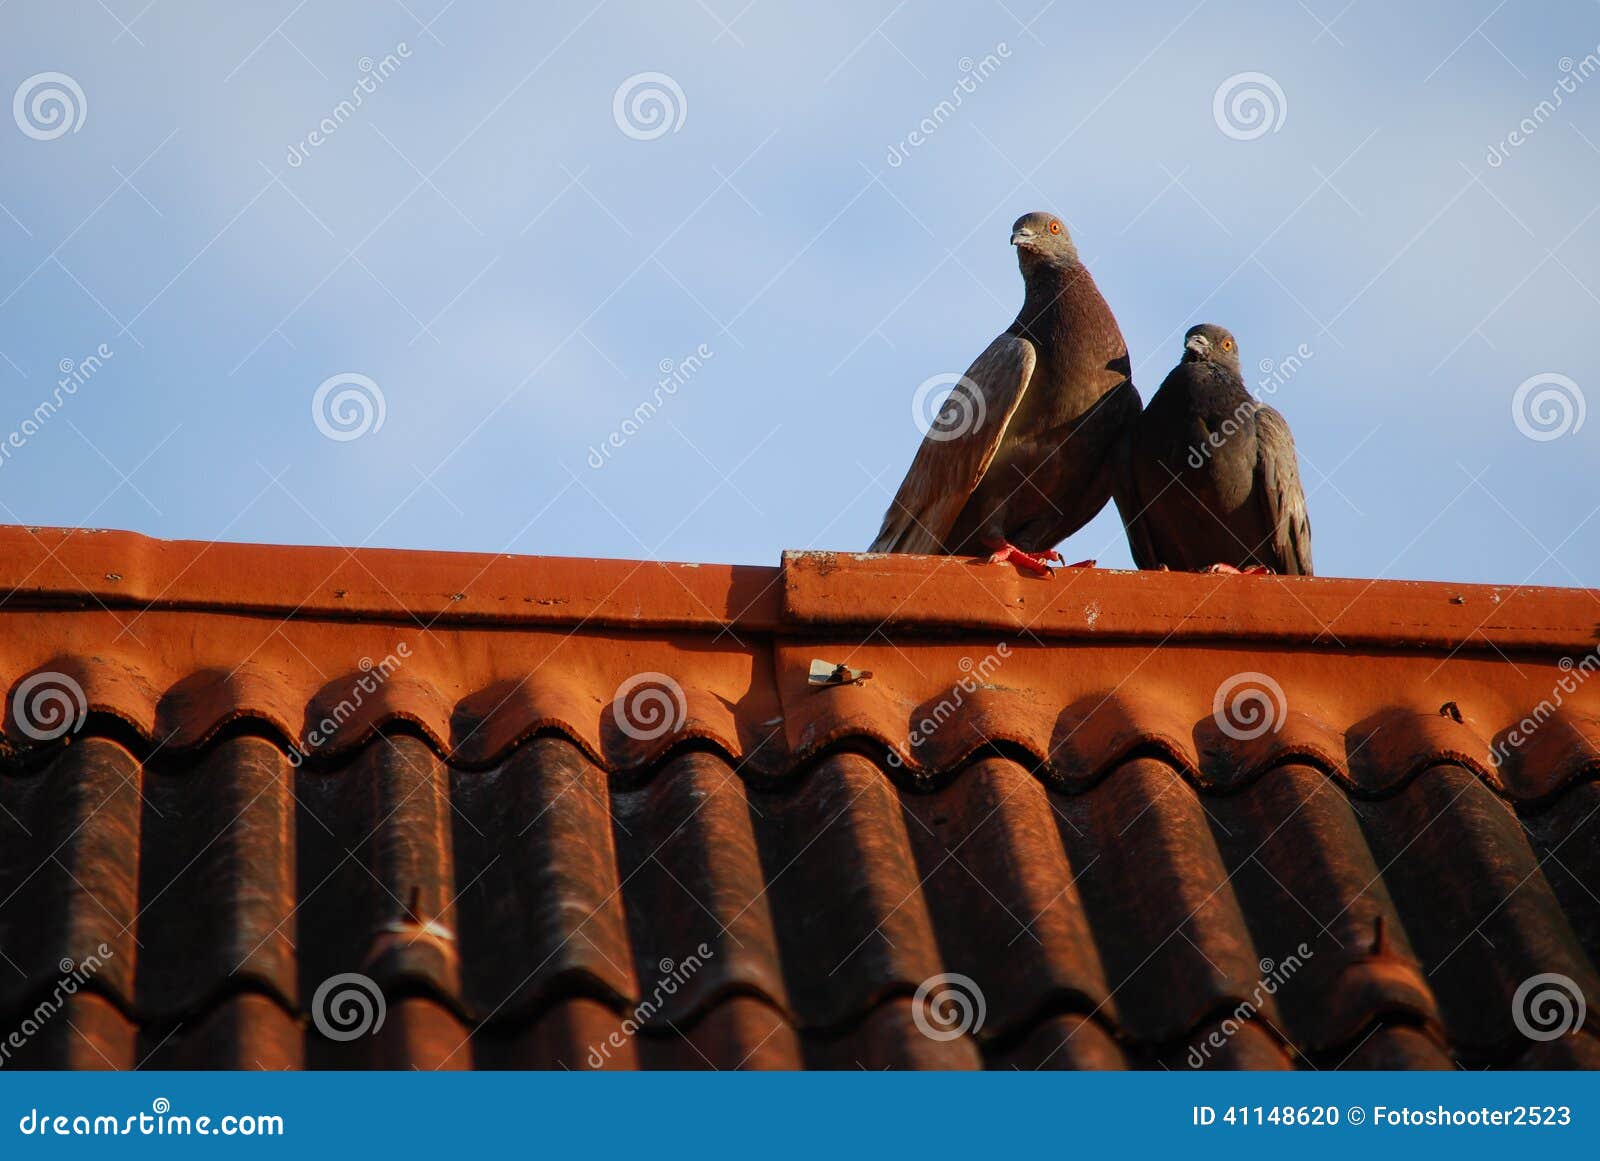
(1113, 323), (1312, 575)
(869, 211), (1140, 575)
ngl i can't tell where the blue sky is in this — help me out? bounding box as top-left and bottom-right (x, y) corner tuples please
(1, 0), (1597, 584)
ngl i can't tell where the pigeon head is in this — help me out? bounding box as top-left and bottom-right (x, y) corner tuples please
(1010, 211), (1078, 268)
(1182, 323), (1241, 374)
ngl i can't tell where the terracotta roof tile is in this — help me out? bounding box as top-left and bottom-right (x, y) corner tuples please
(0, 526), (1597, 1068)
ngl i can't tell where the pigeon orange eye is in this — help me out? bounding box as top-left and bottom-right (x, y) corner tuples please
(1221, 338), (1234, 351)
(1048, 220), (1062, 234)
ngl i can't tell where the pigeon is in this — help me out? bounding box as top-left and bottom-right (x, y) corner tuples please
(869, 211), (1140, 576)
(1113, 323), (1312, 575)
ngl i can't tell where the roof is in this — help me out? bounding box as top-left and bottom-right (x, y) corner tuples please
(0, 525), (1596, 1069)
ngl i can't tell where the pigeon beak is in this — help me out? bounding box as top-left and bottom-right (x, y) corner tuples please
(1010, 229), (1035, 247)
(1184, 334), (1210, 359)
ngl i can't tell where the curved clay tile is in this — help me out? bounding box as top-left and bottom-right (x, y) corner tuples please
(3, 528), (1599, 1068)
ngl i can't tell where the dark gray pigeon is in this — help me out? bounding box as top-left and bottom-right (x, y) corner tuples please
(1113, 323), (1312, 575)
(869, 211), (1140, 576)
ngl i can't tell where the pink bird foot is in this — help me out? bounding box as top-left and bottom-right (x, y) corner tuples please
(1205, 563), (1274, 575)
(983, 541), (1061, 577)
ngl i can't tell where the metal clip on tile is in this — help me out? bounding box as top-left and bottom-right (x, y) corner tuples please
(808, 659), (872, 687)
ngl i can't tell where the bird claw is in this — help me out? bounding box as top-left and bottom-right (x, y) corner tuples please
(1205, 563), (1274, 576)
(984, 542), (1058, 577)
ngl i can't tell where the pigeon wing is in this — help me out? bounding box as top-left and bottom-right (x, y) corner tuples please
(1251, 405), (1313, 575)
(1109, 428), (1162, 570)
(869, 334), (1037, 554)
